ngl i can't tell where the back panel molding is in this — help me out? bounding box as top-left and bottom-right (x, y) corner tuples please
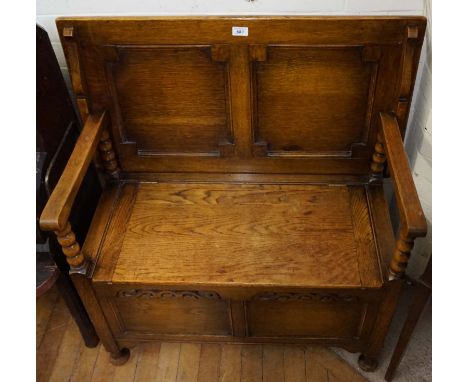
(57, 17), (425, 175)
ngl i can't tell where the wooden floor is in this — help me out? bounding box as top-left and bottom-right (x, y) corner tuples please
(37, 287), (368, 382)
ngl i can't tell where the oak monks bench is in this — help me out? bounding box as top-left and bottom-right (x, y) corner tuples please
(40, 16), (427, 371)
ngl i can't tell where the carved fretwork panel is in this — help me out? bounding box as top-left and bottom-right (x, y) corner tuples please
(252, 46), (380, 158)
(252, 291), (359, 303)
(116, 289), (222, 300)
(106, 45), (233, 163)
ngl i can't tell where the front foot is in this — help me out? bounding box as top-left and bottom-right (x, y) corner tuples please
(358, 353), (378, 372)
(110, 348), (130, 366)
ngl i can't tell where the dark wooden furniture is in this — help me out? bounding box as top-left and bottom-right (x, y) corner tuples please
(36, 251), (59, 297)
(36, 24), (100, 348)
(40, 17), (427, 369)
(385, 257), (431, 381)
(37, 151), (60, 297)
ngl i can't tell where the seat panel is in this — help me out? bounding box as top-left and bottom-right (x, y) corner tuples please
(92, 182), (383, 288)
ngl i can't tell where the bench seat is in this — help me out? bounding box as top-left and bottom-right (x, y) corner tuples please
(89, 182), (387, 289)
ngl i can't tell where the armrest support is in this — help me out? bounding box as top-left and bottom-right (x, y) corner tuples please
(379, 112), (427, 238)
(40, 111), (108, 232)
(376, 112), (427, 278)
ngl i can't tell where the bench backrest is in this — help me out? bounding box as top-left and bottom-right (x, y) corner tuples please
(57, 17), (425, 179)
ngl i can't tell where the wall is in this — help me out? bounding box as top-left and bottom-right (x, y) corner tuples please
(37, 0), (425, 81)
(36, 0), (431, 277)
(403, 0), (432, 277)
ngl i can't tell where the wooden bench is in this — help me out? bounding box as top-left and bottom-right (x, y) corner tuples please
(40, 16), (427, 370)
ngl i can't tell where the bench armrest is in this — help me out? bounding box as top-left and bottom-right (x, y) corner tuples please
(380, 113), (427, 238)
(377, 112), (427, 278)
(40, 111), (108, 232)
(379, 112), (427, 238)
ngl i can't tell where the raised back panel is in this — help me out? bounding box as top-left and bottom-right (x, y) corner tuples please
(109, 46), (231, 157)
(57, 17), (425, 178)
(255, 47), (374, 156)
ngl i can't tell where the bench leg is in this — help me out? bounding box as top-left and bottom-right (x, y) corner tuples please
(70, 274), (130, 365)
(358, 354), (379, 372)
(56, 273), (100, 348)
(110, 348), (131, 365)
(384, 282), (431, 381)
(359, 279), (405, 372)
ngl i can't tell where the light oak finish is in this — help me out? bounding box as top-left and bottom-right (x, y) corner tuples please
(53, 16), (426, 175)
(98, 128), (120, 176)
(38, 16), (427, 372)
(378, 113), (427, 278)
(370, 131), (386, 177)
(55, 221), (84, 268)
(385, 258), (431, 381)
(40, 111), (108, 232)
(102, 183), (381, 288)
(379, 113), (426, 238)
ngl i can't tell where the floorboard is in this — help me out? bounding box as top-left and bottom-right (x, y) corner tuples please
(91, 345), (116, 382)
(219, 344), (242, 382)
(36, 286), (59, 349)
(177, 343), (202, 382)
(197, 343), (221, 382)
(156, 342), (181, 382)
(36, 294), (71, 382)
(70, 341), (100, 381)
(284, 346), (307, 382)
(49, 313), (82, 382)
(134, 342), (161, 381)
(241, 344), (263, 382)
(262, 344), (285, 382)
(305, 347), (330, 382)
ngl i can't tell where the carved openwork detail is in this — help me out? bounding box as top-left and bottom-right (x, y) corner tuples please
(252, 292), (359, 303)
(116, 289), (223, 300)
(55, 221), (86, 271)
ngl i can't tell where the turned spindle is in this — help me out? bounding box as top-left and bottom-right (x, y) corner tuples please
(99, 129), (120, 177)
(55, 222), (86, 270)
(389, 231), (415, 279)
(370, 131), (386, 178)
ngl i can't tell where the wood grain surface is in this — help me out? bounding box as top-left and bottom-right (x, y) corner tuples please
(44, 16), (427, 369)
(101, 183), (383, 288)
(40, 111), (108, 232)
(56, 16), (425, 176)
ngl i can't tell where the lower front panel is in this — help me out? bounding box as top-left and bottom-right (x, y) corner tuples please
(96, 284), (381, 346)
(247, 292), (364, 338)
(115, 289), (230, 336)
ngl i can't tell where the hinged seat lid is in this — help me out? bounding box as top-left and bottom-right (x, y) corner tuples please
(91, 182), (385, 289)
(57, 16), (426, 179)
